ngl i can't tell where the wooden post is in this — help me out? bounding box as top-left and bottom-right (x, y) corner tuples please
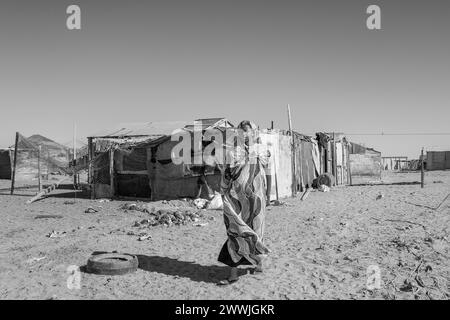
(332, 132), (338, 186)
(37, 145), (42, 192)
(421, 148), (425, 188)
(273, 150), (279, 201)
(271, 121), (274, 130)
(88, 138), (95, 199)
(346, 142), (353, 186)
(109, 148), (115, 197)
(287, 104), (297, 196)
(10, 132), (19, 195)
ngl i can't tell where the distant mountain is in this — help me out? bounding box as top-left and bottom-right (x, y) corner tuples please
(26, 134), (69, 153)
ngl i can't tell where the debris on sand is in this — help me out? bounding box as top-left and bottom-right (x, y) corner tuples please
(270, 200), (286, 206)
(318, 185), (330, 192)
(376, 193), (384, 200)
(34, 215), (63, 219)
(26, 256), (46, 264)
(193, 222), (209, 227)
(47, 230), (67, 238)
(127, 207), (205, 228)
(138, 234), (152, 241)
(85, 206), (100, 213)
(193, 198), (208, 209)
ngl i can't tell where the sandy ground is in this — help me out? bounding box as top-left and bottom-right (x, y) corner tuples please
(0, 171), (449, 300)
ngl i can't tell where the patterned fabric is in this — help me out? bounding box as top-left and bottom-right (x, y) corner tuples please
(218, 132), (270, 267)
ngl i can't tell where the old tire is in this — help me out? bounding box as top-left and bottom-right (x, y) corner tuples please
(86, 252), (139, 275)
(316, 173), (334, 187)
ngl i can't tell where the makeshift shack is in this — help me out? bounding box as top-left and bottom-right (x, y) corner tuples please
(0, 149), (11, 179)
(426, 151), (450, 171)
(349, 143), (382, 184)
(316, 132), (351, 186)
(88, 119), (321, 200)
(88, 118), (234, 199)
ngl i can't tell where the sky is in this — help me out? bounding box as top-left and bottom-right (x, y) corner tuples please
(0, 0), (449, 158)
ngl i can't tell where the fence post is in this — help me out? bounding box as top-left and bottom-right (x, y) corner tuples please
(38, 145), (42, 192)
(10, 132), (19, 195)
(421, 148), (425, 188)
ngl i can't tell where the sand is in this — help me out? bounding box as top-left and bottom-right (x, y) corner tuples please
(0, 170), (449, 300)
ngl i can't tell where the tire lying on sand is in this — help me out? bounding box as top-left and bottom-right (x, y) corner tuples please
(86, 253), (139, 275)
(313, 173), (334, 188)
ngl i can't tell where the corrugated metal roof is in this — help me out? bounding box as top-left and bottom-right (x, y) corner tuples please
(89, 118), (233, 139)
(88, 121), (190, 138)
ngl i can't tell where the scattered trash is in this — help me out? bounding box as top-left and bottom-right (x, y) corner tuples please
(34, 215), (63, 219)
(26, 256), (46, 264)
(318, 185), (330, 192)
(270, 200), (285, 206)
(193, 198), (208, 209)
(424, 237), (434, 244)
(129, 208), (205, 228)
(193, 222), (209, 227)
(47, 230), (67, 238)
(97, 199), (111, 203)
(207, 192), (223, 210)
(138, 234), (152, 241)
(63, 201), (75, 205)
(85, 207), (100, 213)
(121, 203), (138, 211)
(399, 279), (414, 292)
(433, 180), (444, 184)
(376, 194), (384, 200)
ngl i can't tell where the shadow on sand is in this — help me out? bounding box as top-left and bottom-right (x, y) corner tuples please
(349, 181), (421, 187)
(136, 255), (247, 284)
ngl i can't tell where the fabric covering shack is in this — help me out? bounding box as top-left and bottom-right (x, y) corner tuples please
(0, 149), (11, 179)
(88, 119), (233, 199)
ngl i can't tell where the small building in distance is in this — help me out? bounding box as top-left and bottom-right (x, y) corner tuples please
(0, 149), (12, 179)
(426, 151), (450, 171)
(348, 142), (382, 184)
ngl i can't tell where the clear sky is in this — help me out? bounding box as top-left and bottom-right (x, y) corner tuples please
(0, 0), (449, 158)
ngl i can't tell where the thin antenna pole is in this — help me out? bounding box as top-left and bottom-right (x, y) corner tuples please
(73, 123), (77, 188)
(38, 145), (42, 192)
(73, 123), (77, 161)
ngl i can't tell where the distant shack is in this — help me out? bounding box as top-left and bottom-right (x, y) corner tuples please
(426, 151), (450, 171)
(348, 143), (382, 184)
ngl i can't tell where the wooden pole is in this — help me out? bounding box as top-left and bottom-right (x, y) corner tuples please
(273, 151), (279, 201)
(73, 123), (77, 187)
(421, 148), (425, 188)
(332, 132), (338, 186)
(10, 132), (19, 195)
(271, 121), (274, 130)
(88, 138), (95, 199)
(37, 145), (42, 192)
(109, 148), (115, 197)
(287, 104), (297, 196)
(347, 142), (353, 186)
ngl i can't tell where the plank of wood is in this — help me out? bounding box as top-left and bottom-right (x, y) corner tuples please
(301, 188), (312, 201)
(26, 177), (69, 204)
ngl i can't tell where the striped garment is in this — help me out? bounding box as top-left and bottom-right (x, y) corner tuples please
(218, 145), (270, 267)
